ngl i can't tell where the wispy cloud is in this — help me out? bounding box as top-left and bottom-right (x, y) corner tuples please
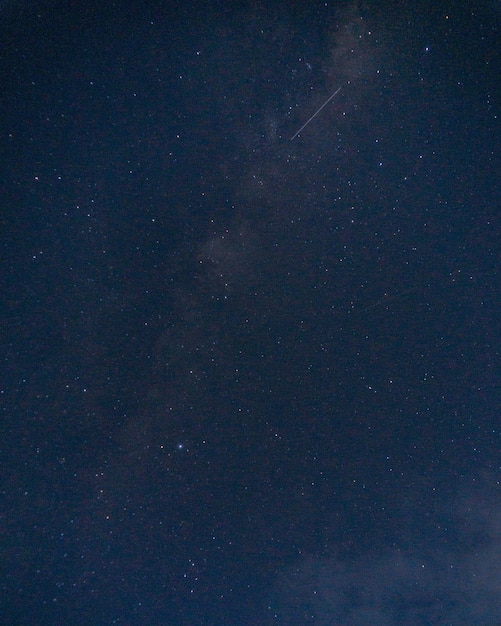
(271, 478), (501, 624)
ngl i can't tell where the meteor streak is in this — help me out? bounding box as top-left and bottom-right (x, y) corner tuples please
(290, 86), (342, 140)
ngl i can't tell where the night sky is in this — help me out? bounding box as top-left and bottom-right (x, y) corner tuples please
(1, 1), (500, 624)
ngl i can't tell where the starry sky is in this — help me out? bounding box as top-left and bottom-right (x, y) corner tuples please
(1, 0), (500, 624)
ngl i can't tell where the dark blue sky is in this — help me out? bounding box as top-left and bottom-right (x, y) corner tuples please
(1, 1), (500, 624)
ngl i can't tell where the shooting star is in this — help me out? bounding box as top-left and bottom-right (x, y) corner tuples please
(290, 86), (342, 140)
